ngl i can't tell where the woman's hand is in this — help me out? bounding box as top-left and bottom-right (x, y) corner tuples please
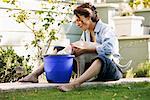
(71, 41), (97, 57)
(72, 46), (86, 57)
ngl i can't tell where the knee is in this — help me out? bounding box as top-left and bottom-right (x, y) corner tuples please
(93, 59), (102, 66)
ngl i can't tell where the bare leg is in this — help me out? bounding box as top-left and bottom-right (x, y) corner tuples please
(18, 47), (64, 83)
(18, 63), (44, 83)
(57, 59), (102, 92)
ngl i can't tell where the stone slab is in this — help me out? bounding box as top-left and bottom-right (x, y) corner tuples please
(0, 78), (150, 91)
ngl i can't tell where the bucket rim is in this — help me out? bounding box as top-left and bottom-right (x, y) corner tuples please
(44, 54), (75, 58)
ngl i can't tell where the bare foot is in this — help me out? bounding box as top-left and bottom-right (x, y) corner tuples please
(57, 83), (80, 92)
(18, 74), (38, 83)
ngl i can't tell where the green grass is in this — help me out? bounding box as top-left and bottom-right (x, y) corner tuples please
(0, 82), (150, 100)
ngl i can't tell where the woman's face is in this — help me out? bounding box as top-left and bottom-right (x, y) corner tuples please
(74, 15), (91, 31)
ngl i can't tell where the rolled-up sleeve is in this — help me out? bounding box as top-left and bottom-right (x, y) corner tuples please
(96, 28), (118, 56)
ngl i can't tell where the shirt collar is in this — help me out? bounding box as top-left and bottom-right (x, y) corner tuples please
(94, 20), (102, 33)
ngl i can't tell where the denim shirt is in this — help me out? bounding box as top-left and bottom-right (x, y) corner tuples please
(80, 20), (120, 62)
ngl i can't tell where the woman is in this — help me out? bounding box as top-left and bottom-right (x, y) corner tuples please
(19, 3), (123, 91)
(57, 3), (122, 92)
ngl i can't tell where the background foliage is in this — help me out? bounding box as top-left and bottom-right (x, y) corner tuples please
(0, 0), (76, 82)
(0, 47), (32, 83)
(126, 61), (150, 78)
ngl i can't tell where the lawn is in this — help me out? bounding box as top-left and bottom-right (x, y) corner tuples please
(0, 82), (150, 100)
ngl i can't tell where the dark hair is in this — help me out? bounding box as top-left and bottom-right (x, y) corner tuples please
(73, 3), (99, 22)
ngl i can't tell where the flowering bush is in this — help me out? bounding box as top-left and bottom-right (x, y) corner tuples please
(118, 0), (150, 16)
(129, 0), (150, 10)
(2, 1), (76, 67)
(1, 1), (77, 76)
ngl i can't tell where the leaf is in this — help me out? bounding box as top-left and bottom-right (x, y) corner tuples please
(2, 0), (10, 3)
(113, 93), (117, 97)
(123, 95), (129, 99)
(35, 11), (44, 15)
(48, 0), (52, 3)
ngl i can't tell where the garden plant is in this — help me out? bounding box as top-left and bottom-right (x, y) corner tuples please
(0, 47), (32, 82)
(1, 0), (77, 82)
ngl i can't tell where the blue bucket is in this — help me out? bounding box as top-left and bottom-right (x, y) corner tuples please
(44, 54), (74, 83)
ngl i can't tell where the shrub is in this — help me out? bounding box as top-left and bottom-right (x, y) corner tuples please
(126, 61), (150, 78)
(0, 47), (32, 83)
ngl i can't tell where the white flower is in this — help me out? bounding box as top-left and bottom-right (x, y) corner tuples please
(119, 3), (133, 16)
